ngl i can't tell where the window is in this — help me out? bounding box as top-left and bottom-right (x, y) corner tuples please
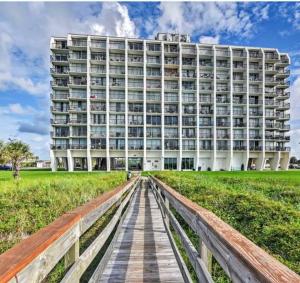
(164, 158), (177, 170)
(147, 115), (161, 125)
(128, 115), (143, 125)
(164, 128), (178, 138)
(146, 139), (161, 150)
(165, 116), (178, 126)
(182, 158), (194, 170)
(182, 140), (195, 150)
(147, 103), (161, 113)
(128, 139), (143, 150)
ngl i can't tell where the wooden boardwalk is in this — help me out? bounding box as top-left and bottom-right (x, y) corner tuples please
(93, 179), (184, 282)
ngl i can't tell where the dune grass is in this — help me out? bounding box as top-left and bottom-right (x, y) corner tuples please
(152, 171), (300, 276)
(0, 171), (126, 254)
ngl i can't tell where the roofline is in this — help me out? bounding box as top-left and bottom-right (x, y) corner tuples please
(50, 33), (289, 54)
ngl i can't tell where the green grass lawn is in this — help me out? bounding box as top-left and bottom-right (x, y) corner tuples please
(151, 171), (300, 276)
(0, 170), (126, 254)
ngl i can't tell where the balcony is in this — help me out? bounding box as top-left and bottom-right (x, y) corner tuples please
(233, 51), (246, 58)
(277, 114), (290, 120)
(233, 99), (247, 104)
(233, 123), (246, 127)
(51, 144), (68, 150)
(51, 118), (68, 125)
(249, 51), (262, 58)
(216, 50), (230, 57)
(50, 67), (69, 75)
(249, 135), (262, 139)
(109, 42), (125, 50)
(217, 134), (230, 139)
(51, 42), (68, 50)
(91, 144), (106, 149)
(250, 146), (262, 151)
(51, 80), (69, 88)
(249, 88), (262, 94)
(51, 93), (69, 100)
(217, 145), (229, 150)
(200, 145), (213, 150)
(216, 110), (230, 116)
(69, 40), (87, 48)
(216, 98), (230, 104)
(233, 146), (247, 150)
(70, 144), (87, 149)
(90, 41), (106, 49)
(216, 122), (230, 127)
(69, 78), (87, 86)
(233, 111), (246, 116)
(233, 88), (247, 93)
(249, 111), (263, 117)
(69, 119), (87, 124)
(265, 146), (290, 151)
(199, 134), (212, 138)
(198, 49), (213, 56)
(51, 106), (69, 113)
(128, 42), (143, 51)
(50, 55), (68, 63)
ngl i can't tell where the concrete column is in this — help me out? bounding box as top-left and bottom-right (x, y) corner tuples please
(244, 48), (250, 171)
(161, 41), (165, 170)
(125, 38), (129, 171)
(270, 151), (280, 170)
(178, 42), (182, 170)
(67, 149), (74, 172)
(212, 45), (217, 171)
(280, 151), (290, 170)
(50, 150), (57, 172)
(256, 153), (265, 170)
(261, 49), (266, 167)
(106, 37), (111, 171)
(195, 44), (200, 170)
(143, 40), (147, 170)
(226, 47), (233, 171)
(86, 36), (92, 172)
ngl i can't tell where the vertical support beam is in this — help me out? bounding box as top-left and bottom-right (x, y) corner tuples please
(106, 37), (111, 171)
(212, 46), (217, 171)
(64, 240), (79, 270)
(199, 239), (212, 273)
(50, 150), (57, 172)
(125, 39), (129, 171)
(196, 45), (200, 171)
(164, 198), (170, 228)
(280, 151), (290, 170)
(270, 151), (280, 170)
(178, 43), (183, 170)
(245, 48), (250, 170)
(86, 36), (92, 172)
(143, 40), (147, 170)
(227, 47), (233, 171)
(260, 49), (266, 170)
(161, 41), (165, 170)
(67, 149), (73, 172)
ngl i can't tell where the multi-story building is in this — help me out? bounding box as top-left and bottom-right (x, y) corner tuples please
(50, 33), (290, 171)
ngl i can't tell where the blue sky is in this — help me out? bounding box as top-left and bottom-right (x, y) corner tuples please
(0, 2), (300, 159)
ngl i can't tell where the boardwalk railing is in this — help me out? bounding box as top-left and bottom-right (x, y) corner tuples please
(149, 176), (300, 283)
(0, 177), (140, 283)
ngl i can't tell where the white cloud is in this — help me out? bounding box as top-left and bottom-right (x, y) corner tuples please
(0, 2), (136, 97)
(148, 2), (270, 39)
(199, 35), (220, 44)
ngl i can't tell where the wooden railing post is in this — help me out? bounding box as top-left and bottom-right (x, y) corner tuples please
(165, 198), (170, 228)
(64, 239), (79, 270)
(199, 239), (212, 273)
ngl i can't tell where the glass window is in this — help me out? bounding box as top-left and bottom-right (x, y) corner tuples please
(164, 158), (177, 170)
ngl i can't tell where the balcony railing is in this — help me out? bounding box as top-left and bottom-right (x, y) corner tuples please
(50, 55), (68, 62)
(233, 146), (247, 150)
(51, 119), (68, 124)
(51, 144), (68, 150)
(70, 144), (87, 149)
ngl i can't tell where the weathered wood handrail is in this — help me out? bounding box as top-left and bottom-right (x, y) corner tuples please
(0, 176), (139, 283)
(150, 176), (300, 283)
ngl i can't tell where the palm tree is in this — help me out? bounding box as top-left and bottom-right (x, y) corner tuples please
(0, 140), (6, 165)
(4, 139), (33, 179)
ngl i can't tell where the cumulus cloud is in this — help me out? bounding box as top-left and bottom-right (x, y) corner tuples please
(0, 2), (136, 97)
(147, 2), (270, 39)
(199, 35), (220, 44)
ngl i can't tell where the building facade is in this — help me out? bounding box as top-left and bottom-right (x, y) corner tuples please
(50, 33), (290, 171)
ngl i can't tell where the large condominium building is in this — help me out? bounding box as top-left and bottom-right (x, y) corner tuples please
(50, 33), (290, 172)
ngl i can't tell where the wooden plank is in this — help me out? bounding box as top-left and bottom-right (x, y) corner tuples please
(61, 181), (138, 283)
(93, 178), (185, 283)
(153, 183), (213, 283)
(151, 177), (300, 283)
